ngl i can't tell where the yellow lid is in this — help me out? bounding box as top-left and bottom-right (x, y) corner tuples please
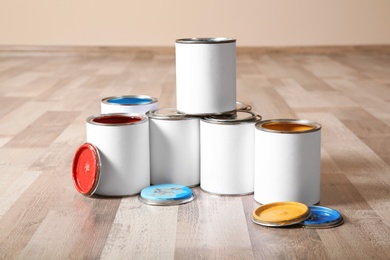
(252, 202), (310, 226)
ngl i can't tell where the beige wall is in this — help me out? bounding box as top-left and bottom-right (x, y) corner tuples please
(1, 0), (390, 47)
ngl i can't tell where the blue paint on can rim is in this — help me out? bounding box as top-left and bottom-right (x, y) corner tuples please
(301, 205), (342, 226)
(107, 97), (153, 105)
(140, 184), (193, 201)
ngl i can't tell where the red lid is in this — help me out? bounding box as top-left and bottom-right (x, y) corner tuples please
(72, 143), (100, 195)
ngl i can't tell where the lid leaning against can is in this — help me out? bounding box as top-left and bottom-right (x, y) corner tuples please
(72, 143), (101, 196)
(252, 202), (311, 227)
(202, 111), (261, 125)
(139, 184), (194, 206)
(299, 205), (344, 228)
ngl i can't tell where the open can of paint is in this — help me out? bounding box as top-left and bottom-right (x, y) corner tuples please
(200, 111), (262, 195)
(175, 38), (236, 115)
(73, 113), (150, 196)
(254, 119), (322, 205)
(101, 95), (158, 114)
(147, 108), (200, 187)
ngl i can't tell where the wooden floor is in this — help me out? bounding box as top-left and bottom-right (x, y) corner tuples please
(0, 47), (390, 259)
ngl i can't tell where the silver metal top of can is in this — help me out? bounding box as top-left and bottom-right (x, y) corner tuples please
(255, 119), (322, 134)
(236, 101), (252, 111)
(87, 113), (148, 126)
(178, 108), (237, 118)
(147, 108), (195, 120)
(201, 111), (261, 125)
(175, 37), (236, 44)
(101, 95), (158, 106)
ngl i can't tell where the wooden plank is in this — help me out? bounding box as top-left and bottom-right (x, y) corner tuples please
(4, 111), (80, 148)
(318, 210), (390, 259)
(0, 170), (41, 218)
(275, 78), (356, 109)
(174, 188), (254, 259)
(271, 55), (335, 92)
(100, 197), (178, 259)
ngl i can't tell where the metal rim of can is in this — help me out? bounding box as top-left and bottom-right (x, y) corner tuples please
(87, 113), (148, 126)
(72, 143), (101, 196)
(236, 101), (252, 112)
(178, 108), (237, 118)
(201, 111), (262, 125)
(255, 119), (322, 134)
(200, 188), (254, 197)
(300, 216), (344, 229)
(138, 195), (194, 206)
(138, 184), (195, 206)
(175, 37), (236, 44)
(251, 201), (311, 227)
(251, 211), (311, 227)
(146, 108), (195, 120)
(101, 95), (158, 106)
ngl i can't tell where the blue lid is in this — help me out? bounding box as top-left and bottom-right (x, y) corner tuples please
(300, 205), (343, 228)
(139, 184), (194, 205)
(108, 96), (153, 105)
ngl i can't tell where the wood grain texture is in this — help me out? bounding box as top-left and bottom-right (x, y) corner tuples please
(0, 47), (389, 259)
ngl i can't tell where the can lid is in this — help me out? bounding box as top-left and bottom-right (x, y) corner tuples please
(139, 184), (194, 206)
(236, 101), (252, 112)
(71, 143), (101, 196)
(176, 37), (236, 44)
(101, 95), (158, 106)
(252, 202), (311, 227)
(299, 205), (344, 228)
(147, 108), (190, 120)
(202, 111), (261, 125)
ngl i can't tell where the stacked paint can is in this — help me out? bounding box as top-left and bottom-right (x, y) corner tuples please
(200, 111), (261, 195)
(147, 108), (200, 187)
(70, 37), (343, 228)
(175, 38), (236, 115)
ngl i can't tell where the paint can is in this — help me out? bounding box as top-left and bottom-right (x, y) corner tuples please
(101, 95), (158, 114)
(147, 108), (200, 186)
(75, 113), (150, 196)
(175, 38), (236, 115)
(254, 119), (322, 205)
(200, 111), (262, 195)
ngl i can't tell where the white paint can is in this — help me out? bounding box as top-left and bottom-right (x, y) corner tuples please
(254, 119), (322, 205)
(147, 108), (200, 187)
(86, 113), (150, 196)
(101, 95), (158, 114)
(175, 38), (236, 115)
(200, 111), (262, 195)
